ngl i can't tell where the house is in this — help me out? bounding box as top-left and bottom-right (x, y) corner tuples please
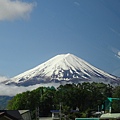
(50, 110), (60, 120)
(0, 110), (31, 120)
(0, 111), (19, 120)
(0, 110), (23, 120)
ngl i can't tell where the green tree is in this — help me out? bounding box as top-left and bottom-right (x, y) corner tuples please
(112, 86), (120, 112)
(7, 82), (114, 119)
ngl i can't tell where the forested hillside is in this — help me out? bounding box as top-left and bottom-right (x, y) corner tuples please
(0, 96), (13, 109)
(7, 82), (120, 119)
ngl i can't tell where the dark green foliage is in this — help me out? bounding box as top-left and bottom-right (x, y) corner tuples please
(111, 86), (120, 112)
(6, 82), (120, 119)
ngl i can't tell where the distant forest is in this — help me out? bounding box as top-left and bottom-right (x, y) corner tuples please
(7, 82), (120, 119)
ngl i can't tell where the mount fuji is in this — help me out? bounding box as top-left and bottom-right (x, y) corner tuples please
(5, 53), (120, 86)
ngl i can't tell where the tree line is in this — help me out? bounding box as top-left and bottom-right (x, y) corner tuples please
(7, 82), (120, 119)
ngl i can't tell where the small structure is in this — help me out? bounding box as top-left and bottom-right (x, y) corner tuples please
(0, 110), (23, 120)
(50, 110), (60, 120)
(19, 110), (31, 120)
(100, 113), (120, 120)
(0, 110), (32, 120)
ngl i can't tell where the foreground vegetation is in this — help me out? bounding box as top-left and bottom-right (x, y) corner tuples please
(7, 82), (120, 119)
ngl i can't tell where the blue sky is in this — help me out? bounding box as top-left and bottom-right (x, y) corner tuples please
(0, 0), (120, 78)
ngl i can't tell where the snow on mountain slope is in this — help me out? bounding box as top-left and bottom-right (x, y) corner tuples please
(6, 53), (120, 86)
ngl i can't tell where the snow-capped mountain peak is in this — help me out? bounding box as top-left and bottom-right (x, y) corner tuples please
(6, 53), (120, 86)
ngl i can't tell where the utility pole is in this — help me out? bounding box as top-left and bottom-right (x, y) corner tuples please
(36, 107), (39, 120)
(98, 105), (99, 112)
(60, 102), (62, 120)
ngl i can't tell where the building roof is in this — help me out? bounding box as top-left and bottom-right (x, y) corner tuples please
(0, 112), (4, 115)
(100, 113), (120, 119)
(0, 112), (20, 120)
(50, 110), (60, 113)
(19, 110), (30, 115)
(0, 110), (23, 120)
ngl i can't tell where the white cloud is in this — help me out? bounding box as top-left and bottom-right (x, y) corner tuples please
(0, 0), (36, 21)
(0, 76), (9, 82)
(0, 84), (27, 96)
(118, 51), (120, 58)
(0, 75), (61, 96)
(112, 47), (120, 59)
(115, 51), (120, 59)
(0, 83), (60, 96)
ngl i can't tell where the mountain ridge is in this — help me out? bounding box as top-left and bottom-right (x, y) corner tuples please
(5, 53), (120, 86)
